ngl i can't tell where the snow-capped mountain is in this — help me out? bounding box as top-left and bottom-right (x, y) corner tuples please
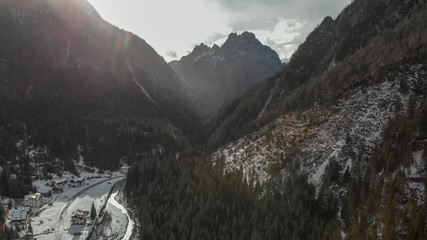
(170, 32), (283, 114)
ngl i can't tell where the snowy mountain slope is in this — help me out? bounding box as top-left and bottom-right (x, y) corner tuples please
(212, 64), (426, 194)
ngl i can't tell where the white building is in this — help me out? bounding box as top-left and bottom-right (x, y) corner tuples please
(120, 165), (130, 174)
(24, 193), (42, 208)
(71, 209), (89, 225)
(71, 214), (86, 225)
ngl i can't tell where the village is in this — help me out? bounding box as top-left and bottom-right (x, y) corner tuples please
(1, 164), (130, 239)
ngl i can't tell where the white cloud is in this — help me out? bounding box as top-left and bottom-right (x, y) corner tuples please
(89, 0), (231, 61)
(88, 0), (351, 62)
(250, 18), (313, 61)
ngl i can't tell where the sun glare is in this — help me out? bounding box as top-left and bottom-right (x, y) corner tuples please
(88, 0), (230, 61)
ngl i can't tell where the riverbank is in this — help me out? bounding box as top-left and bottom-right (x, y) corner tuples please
(89, 181), (140, 240)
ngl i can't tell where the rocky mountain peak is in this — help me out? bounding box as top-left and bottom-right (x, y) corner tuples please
(193, 43), (211, 53)
(169, 31), (282, 114)
(240, 31), (256, 39)
(222, 31), (262, 51)
(212, 44), (220, 52)
(188, 43), (215, 62)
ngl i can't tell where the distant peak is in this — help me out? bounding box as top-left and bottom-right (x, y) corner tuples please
(223, 31), (260, 50)
(322, 16), (334, 24)
(226, 32), (257, 42)
(228, 32), (238, 39)
(240, 31), (256, 40)
(193, 43), (211, 53)
(212, 44), (220, 51)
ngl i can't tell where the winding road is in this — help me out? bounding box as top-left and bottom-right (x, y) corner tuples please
(54, 176), (125, 240)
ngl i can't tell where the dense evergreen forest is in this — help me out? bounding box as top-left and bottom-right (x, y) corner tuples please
(125, 154), (340, 240)
(0, 124), (36, 198)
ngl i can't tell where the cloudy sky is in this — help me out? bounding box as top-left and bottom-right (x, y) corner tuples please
(88, 0), (352, 62)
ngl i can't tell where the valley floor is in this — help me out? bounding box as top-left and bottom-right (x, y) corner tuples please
(89, 181), (140, 240)
(30, 173), (125, 240)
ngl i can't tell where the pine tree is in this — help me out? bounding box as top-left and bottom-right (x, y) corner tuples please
(0, 203), (5, 225)
(90, 202), (97, 220)
(28, 222), (33, 234)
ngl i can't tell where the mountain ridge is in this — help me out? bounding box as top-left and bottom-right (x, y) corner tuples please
(207, 0), (420, 147)
(0, 0), (200, 169)
(170, 31), (283, 114)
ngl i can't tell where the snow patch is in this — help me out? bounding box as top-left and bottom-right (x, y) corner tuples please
(256, 81), (277, 121)
(310, 140), (345, 188)
(405, 150), (425, 204)
(108, 192), (134, 240)
(63, 41), (70, 67)
(128, 64), (158, 107)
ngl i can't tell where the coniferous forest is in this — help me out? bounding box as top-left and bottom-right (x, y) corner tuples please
(125, 153), (340, 240)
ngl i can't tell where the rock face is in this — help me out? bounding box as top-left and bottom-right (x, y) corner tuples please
(0, 0), (199, 167)
(169, 32), (283, 114)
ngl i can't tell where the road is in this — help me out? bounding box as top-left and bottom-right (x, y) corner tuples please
(54, 176), (125, 240)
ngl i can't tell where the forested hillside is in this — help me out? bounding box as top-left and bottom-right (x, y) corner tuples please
(0, 0), (199, 173)
(343, 97), (427, 239)
(125, 153), (340, 239)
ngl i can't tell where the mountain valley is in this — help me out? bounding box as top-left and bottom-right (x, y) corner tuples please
(0, 0), (426, 239)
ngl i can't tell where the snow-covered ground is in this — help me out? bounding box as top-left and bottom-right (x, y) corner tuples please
(405, 150), (426, 204)
(89, 182), (139, 240)
(108, 191), (133, 240)
(31, 173), (125, 240)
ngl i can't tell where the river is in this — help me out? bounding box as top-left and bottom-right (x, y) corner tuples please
(108, 191), (134, 240)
